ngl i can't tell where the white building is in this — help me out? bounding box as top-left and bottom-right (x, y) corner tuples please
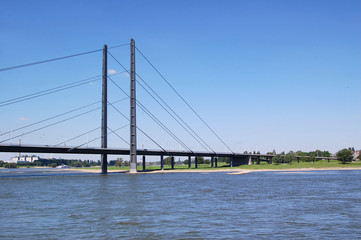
(354, 150), (360, 160)
(8, 155), (39, 163)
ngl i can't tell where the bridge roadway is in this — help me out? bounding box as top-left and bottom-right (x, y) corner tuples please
(0, 144), (336, 163)
(0, 144), (268, 159)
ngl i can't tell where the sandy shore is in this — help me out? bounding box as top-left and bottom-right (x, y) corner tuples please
(67, 167), (361, 174)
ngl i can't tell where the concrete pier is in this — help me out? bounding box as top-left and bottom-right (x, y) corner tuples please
(142, 155), (146, 171)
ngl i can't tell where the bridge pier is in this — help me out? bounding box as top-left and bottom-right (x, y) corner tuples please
(211, 156), (214, 168)
(160, 155), (164, 170)
(195, 156), (198, 168)
(188, 156), (191, 169)
(256, 157), (260, 165)
(248, 156), (252, 165)
(171, 156), (174, 169)
(215, 157), (218, 167)
(142, 155), (146, 171)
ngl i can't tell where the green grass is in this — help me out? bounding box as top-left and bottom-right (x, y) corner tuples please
(77, 160), (361, 171)
(234, 160), (361, 169)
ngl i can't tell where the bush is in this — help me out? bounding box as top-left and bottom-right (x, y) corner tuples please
(81, 161), (90, 167)
(336, 149), (353, 164)
(272, 154), (284, 164)
(71, 161), (82, 167)
(51, 163), (57, 168)
(5, 163), (18, 168)
(115, 158), (123, 167)
(284, 151), (296, 164)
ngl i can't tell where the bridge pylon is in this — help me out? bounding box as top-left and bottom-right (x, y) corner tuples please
(101, 44), (108, 174)
(129, 39), (137, 173)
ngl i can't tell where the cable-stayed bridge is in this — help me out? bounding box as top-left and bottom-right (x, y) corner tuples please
(0, 39), (274, 173)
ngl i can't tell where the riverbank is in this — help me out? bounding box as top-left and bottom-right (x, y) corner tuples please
(68, 166), (361, 174)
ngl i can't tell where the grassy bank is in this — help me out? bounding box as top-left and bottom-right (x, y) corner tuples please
(79, 160), (361, 171)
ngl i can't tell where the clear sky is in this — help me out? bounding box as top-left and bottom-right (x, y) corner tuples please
(0, 0), (360, 161)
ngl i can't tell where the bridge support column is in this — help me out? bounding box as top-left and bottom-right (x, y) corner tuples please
(142, 155), (146, 171)
(101, 44), (108, 174)
(230, 156), (233, 168)
(160, 155), (164, 170)
(188, 156), (191, 169)
(195, 157), (198, 168)
(257, 157), (260, 165)
(171, 156), (174, 169)
(211, 156), (214, 168)
(215, 157), (218, 167)
(248, 156), (252, 165)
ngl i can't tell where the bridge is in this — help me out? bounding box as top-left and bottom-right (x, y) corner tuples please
(0, 39), (334, 173)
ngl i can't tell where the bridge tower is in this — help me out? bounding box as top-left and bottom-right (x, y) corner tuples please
(129, 39), (137, 173)
(101, 44), (108, 174)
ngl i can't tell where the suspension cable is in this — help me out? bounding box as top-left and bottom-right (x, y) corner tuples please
(108, 127), (130, 146)
(135, 46), (234, 153)
(1, 100), (101, 137)
(0, 98), (128, 144)
(108, 102), (167, 153)
(0, 71), (127, 108)
(108, 77), (192, 152)
(54, 127), (100, 147)
(107, 52), (195, 152)
(0, 43), (128, 72)
(71, 124), (129, 149)
(0, 75), (101, 107)
(136, 74), (216, 154)
(108, 51), (206, 153)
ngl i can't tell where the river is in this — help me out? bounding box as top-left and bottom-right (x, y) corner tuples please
(0, 169), (360, 239)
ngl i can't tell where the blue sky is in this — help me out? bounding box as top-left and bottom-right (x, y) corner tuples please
(0, 0), (360, 161)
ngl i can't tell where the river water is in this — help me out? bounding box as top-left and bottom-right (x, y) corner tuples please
(0, 169), (360, 239)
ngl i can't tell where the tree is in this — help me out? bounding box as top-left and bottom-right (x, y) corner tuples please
(309, 153), (316, 163)
(71, 161), (82, 167)
(81, 161), (90, 167)
(115, 158), (123, 167)
(197, 156), (205, 164)
(284, 151), (296, 164)
(0, 161), (4, 167)
(336, 149), (353, 164)
(299, 156), (308, 162)
(272, 154), (284, 164)
(4, 163), (17, 168)
(164, 157), (172, 165)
